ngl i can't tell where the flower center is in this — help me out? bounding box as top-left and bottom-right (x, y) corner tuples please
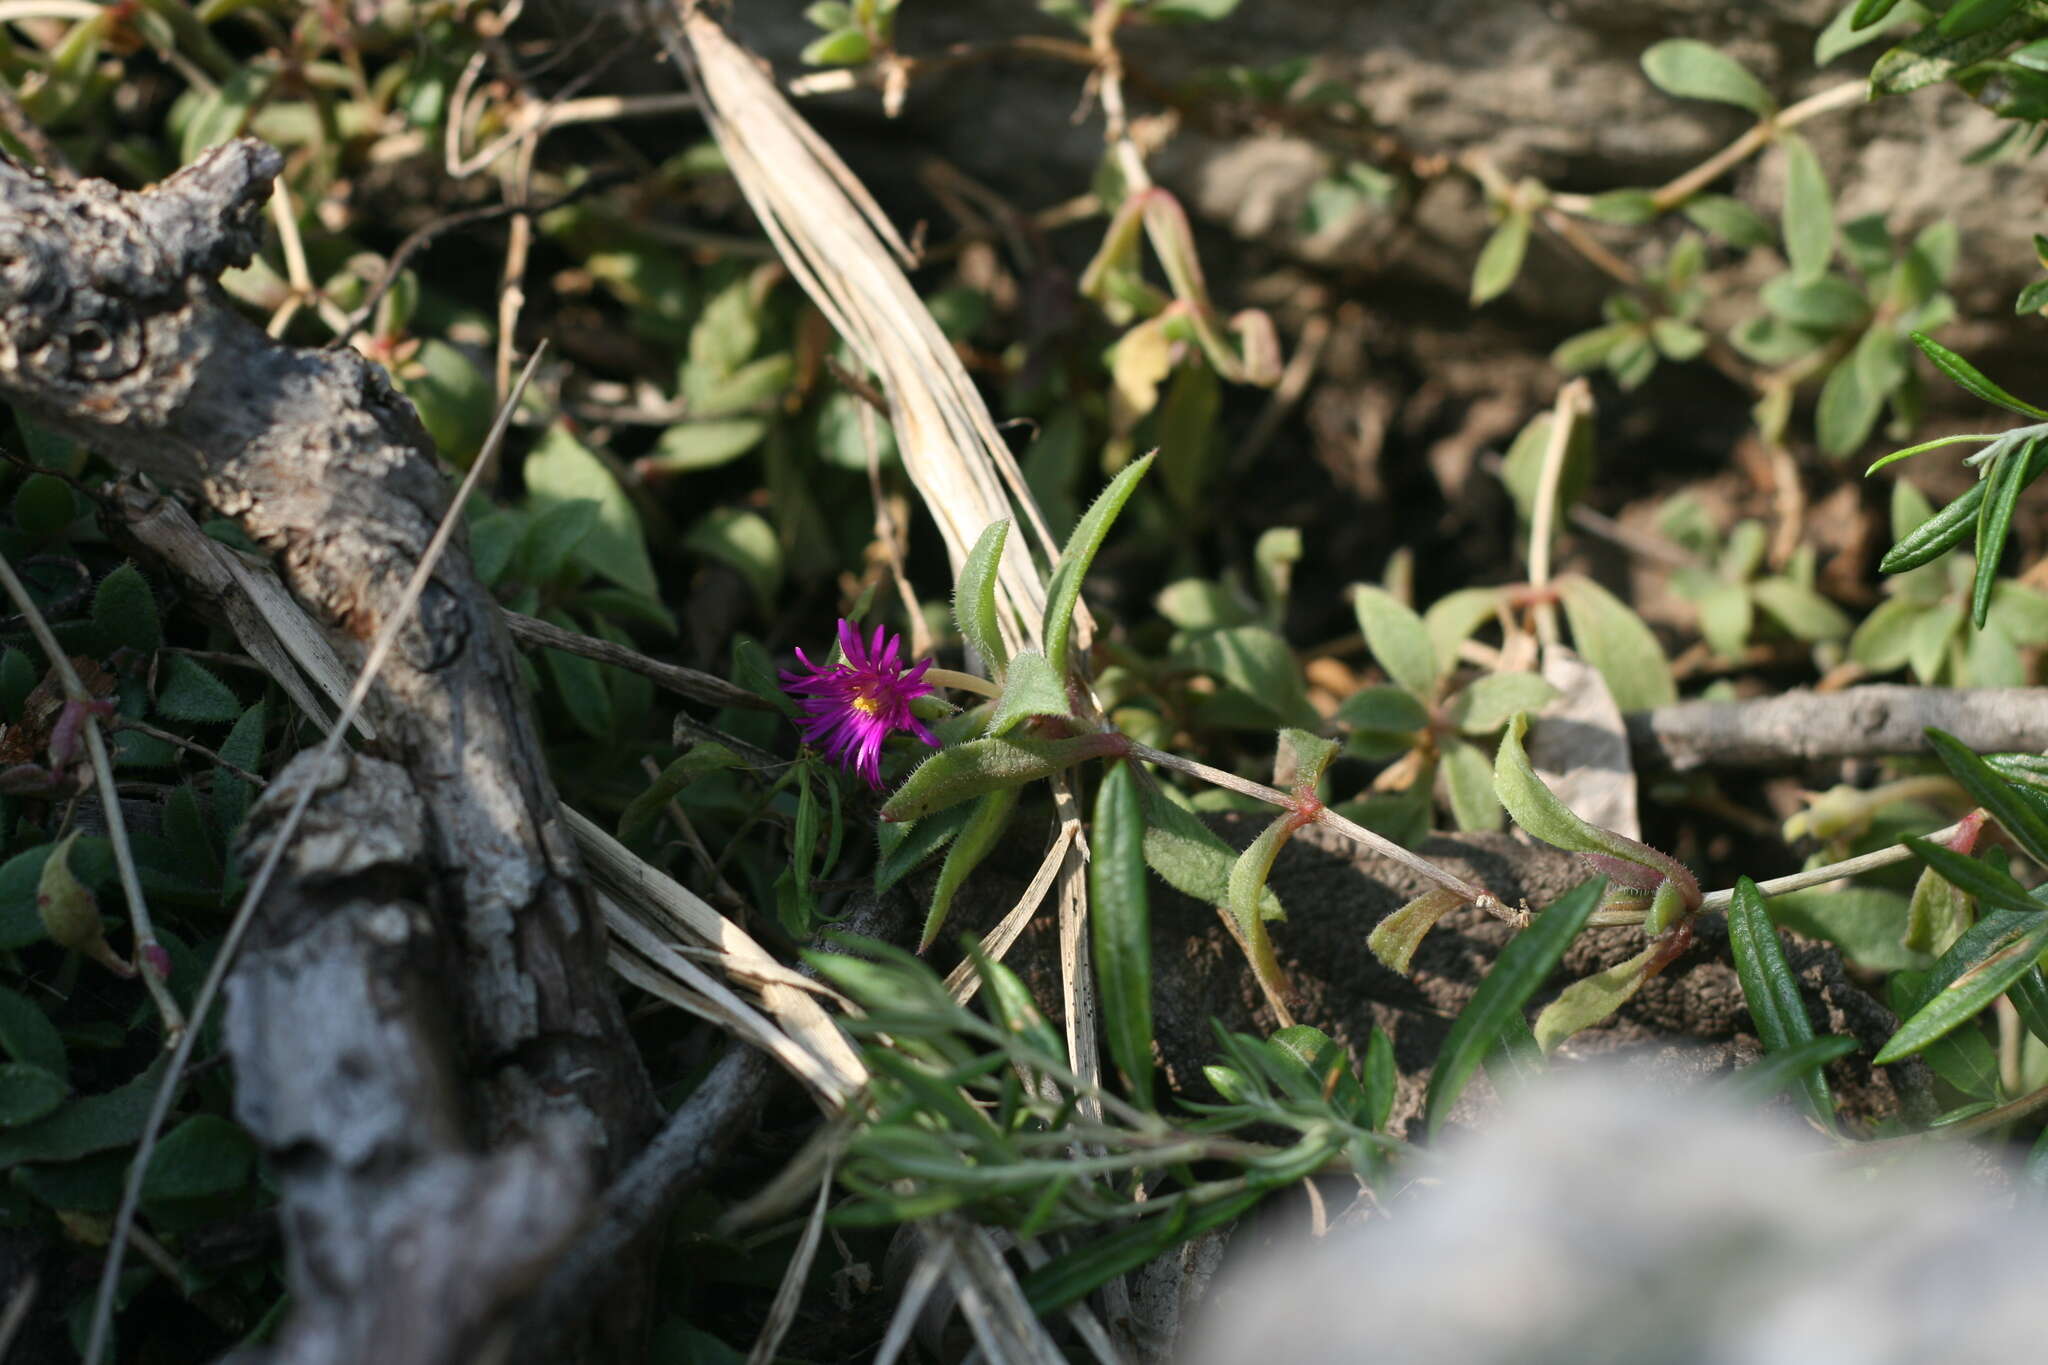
(850, 688), (884, 716)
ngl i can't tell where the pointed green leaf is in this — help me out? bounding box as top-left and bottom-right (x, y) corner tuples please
(1494, 713), (1693, 895)
(1424, 877), (1606, 1134)
(1470, 211), (1531, 306)
(1877, 912), (2048, 1063)
(1780, 134), (1835, 286)
(1880, 478), (1987, 573)
(1728, 877), (1833, 1125)
(1641, 39), (1774, 113)
(955, 519), (1012, 678)
(1441, 737), (1501, 832)
(0, 1063), (67, 1127)
(1275, 727), (1340, 790)
(1138, 785), (1284, 921)
(986, 649), (1071, 737)
(525, 423), (661, 600)
(0, 985), (65, 1083)
(1091, 761), (1154, 1109)
(1228, 815), (1297, 1004)
(1532, 944), (1659, 1053)
(1445, 672), (1560, 734)
(154, 655), (240, 724)
(1351, 584), (1438, 696)
(1973, 435), (2040, 626)
(93, 563), (161, 654)
(1336, 684), (1429, 736)
(1368, 886), (1465, 976)
(921, 786), (1021, 952)
(1554, 574), (1676, 710)
(873, 802), (977, 895)
(1910, 331), (2048, 419)
(881, 733), (1123, 822)
(1903, 836), (2043, 917)
(1924, 728), (2048, 867)
(1045, 454), (1154, 682)
(1682, 193), (1775, 247)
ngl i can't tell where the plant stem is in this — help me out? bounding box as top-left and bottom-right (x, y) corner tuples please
(1526, 379), (1593, 650)
(0, 551), (184, 1040)
(1696, 821), (1964, 911)
(925, 666), (1000, 698)
(1650, 80), (1864, 211)
(1124, 741), (1508, 919)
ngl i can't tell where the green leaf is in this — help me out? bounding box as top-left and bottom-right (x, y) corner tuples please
(1336, 684), (1428, 738)
(1551, 322), (1636, 375)
(92, 563), (160, 654)
(642, 418), (769, 473)
(686, 507), (782, 608)
(1470, 211), (1531, 305)
(1351, 585), (1438, 695)
(1903, 836), (2044, 917)
(1045, 454), (1154, 682)
(1752, 578), (1852, 640)
(1361, 1026), (1396, 1130)
(1973, 435), (2039, 627)
(1851, 0), (1904, 29)
(1020, 1190), (1262, 1315)
(155, 655), (240, 724)
(1267, 1025), (1367, 1120)
(1177, 625), (1318, 729)
(0, 985), (65, 1082)
(1445, 673), (1559, 734)
(617, 743), (745, 844)
(1816, 355), (1884, 458)
(1554, 575), (1676, 710)
(1924, 728), (2048, 866)
(1532, 944), (1660, 1052)
(1138, 785), (1284, 922)
(525, 424), (662, 601)
(1880, 479), (1987, 573)
(519, 498), (600, 583)
(1424, 877), (1606, 1134)
(1910, 331), (2048, 419)
(954, 519), (1012, 678)
(1877, 912), (2048, 1063)
(142, 1113), (255, 1203)
(1697, 580), (1753, 659)
(400, 338), (496, 467)
(881, 733), (1122, 822)
(0, 1063), (66, 1127)
(1227, 815), (1297, 1004)
(1368, 886), (1464, 975)
(1641, 39), (1774, 113)
(541, 610), (613, 740)
(1091, 761), (1154, 1109)
(800, 27), (870, 64)
(1729, 878), (1833, 1125)
(1779, 134), (1835, 286)
(1424, 586), (1507, 666)
(985, 650), (1070, 737)
(921, 786), (1020, 952)
(1871, 2), (2048, 95)
(1769, 886), (1926, 973)
(1761, 273), (1868, 331)
(1582, 188), (1658, 226)
(1495, 713), (1695, 896)
(1441, 738), (1500, 832)
(873, 802), (976, 895)
(0, 1056), (173, 1167)
(1682, 194), (1775, 247)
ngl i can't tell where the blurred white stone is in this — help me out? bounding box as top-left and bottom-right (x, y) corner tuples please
(1183, 1069), (2043, 1365)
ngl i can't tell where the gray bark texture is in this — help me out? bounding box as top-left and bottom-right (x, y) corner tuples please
(0, 142), (658, 1357)
(1629, 686), (2048, 770)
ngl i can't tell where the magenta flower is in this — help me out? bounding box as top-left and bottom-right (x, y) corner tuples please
(781, 619), (940, 788)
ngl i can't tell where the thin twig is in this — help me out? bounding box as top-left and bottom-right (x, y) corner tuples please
(0, 553), (183, 1037)
(83, 348), (548, 1365)
(1650, 81), (1865, 211)
(1526, 379), (1593, 650)
(502, 609), (770, 711)
(1697, 823), (1961, 913)
(1124, 740), (1503, 916)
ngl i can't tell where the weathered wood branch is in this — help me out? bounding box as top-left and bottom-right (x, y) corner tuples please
(1629, 687), (2048, 771)
(0, 143), (657, 1354)
(222, 753), (591, 1365)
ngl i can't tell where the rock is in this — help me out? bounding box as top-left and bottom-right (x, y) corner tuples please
(1184, 1069), (2037, 1365)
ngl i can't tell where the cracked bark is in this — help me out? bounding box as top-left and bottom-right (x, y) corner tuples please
(0, 143), (658, 1358)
